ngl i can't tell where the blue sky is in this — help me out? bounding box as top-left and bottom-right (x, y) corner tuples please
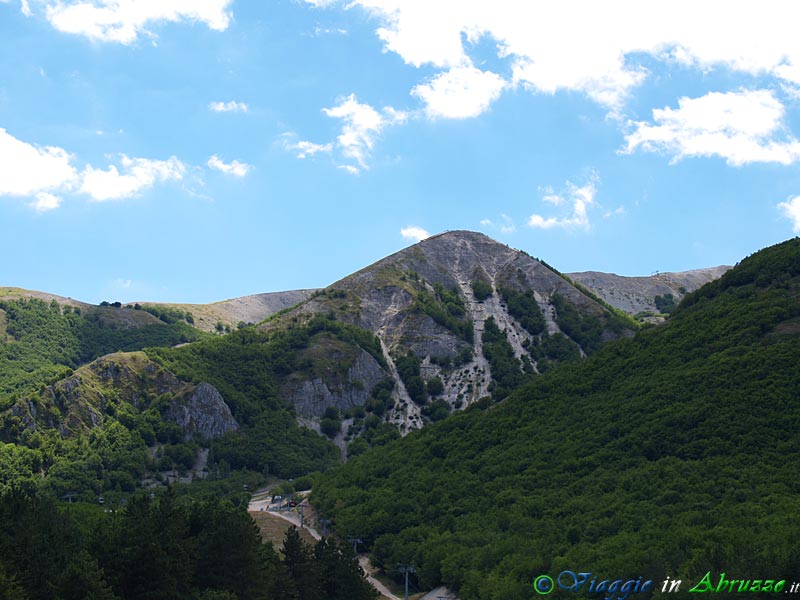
(2, 0), (800, 304)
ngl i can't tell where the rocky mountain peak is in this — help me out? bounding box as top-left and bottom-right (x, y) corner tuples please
(262, 231), (634, 436)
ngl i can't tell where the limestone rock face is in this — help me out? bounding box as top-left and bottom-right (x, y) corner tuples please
(7, 352), (238, 442)
(167, 383), (239, 441)
(283, 349), (388, 418)
(262, 231), (644, 433)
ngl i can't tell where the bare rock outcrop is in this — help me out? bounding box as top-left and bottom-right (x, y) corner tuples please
(167, 382), (239, 441)
(283, 349), (388, 418)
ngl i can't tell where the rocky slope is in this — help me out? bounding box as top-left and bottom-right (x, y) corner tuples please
(1, 233), (730, 447)
(259, 231), (635, 434)
(138, 289), (317, 333)
(9, 351), (237, 442)
(568, 266), (730, 315)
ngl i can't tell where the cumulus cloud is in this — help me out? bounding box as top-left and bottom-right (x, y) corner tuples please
(322, 94), (407, 173)
(400, 225), (430, 242)
(207, 155), (251, 177)
(80, 155), (185, 201)
(44, 0), (233, 44)
(528, 177), (598, 230)
(778, 196), (800, 233)
(0, 128), (77, 198)
(412, 63), (507, 119)
(209, 100), (248, 113)
(328, 0), (800, 112)
(30, 192), (62, 212)
(624, 89), (800, 165)
(0, 128), (192, 209)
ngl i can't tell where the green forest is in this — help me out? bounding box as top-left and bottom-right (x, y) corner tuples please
(0, 488), (377, 600)
(313, 238), (800, 599)
(0, 306), (394, 501)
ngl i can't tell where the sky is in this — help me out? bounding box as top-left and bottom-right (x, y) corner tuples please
(2, 0), (800, 304)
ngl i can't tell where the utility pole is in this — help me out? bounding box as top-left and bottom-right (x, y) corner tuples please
(319, 518), (331, 537)
(397, 564), (416, 600)
(299, 505), (305, 528)
(347, 536), (363, 555)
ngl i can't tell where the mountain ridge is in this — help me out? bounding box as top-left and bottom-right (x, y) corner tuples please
(0, 231), (731, 447)
(1, 231), (728, 328)
(253, 230), (635, 433)
(313, 235), (800, 598)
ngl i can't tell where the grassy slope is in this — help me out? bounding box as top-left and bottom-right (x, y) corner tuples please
(313, 238), (800, 599)
(0, 297), (203, 403)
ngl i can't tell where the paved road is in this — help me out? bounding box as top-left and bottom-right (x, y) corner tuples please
(248, 497), (401, 600)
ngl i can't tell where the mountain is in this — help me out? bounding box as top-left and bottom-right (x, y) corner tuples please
(567, 266), (731, 316)
(255, 230), (635, 430)
(1, 231), (645, 499)
(137, 289), (317, 333)
(313, 237), (800, 598)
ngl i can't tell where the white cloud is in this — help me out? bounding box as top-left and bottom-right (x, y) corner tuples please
(603, 205), (626, 218)
(0, 128), (192, 209)
(30, 192), (62, 212)
(209, 100), (248, 113)
(624, 89), (800, 166)
(481, 214), (516, 234)
(499, 214), (516, 233)
(778, 196), (800, 233)
(44, 0), (233, 44)
(207, 155), (250, 177)
(80, 155), (185, 201)
(528, 177), (598, 230)
(286, 139), (333, 159)
(338, 165), (360, 175)
(400, 225), (430, 242)
(412, 63), (506, 119)
(541, 186), (564, 206)
(322, 94), (407, 173)
(0, 128), (77, 197)
(0, 0), (30, 15)
(335, 0), (800, 112)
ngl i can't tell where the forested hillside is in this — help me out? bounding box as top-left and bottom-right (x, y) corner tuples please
(0, 298), (202, 401)
(313, 237), (800, 599)
(0, 489), (377, 600)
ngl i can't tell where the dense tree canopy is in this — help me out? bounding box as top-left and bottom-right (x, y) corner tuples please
(0, 489), (377, 600)
(313, 238), (800, 599)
